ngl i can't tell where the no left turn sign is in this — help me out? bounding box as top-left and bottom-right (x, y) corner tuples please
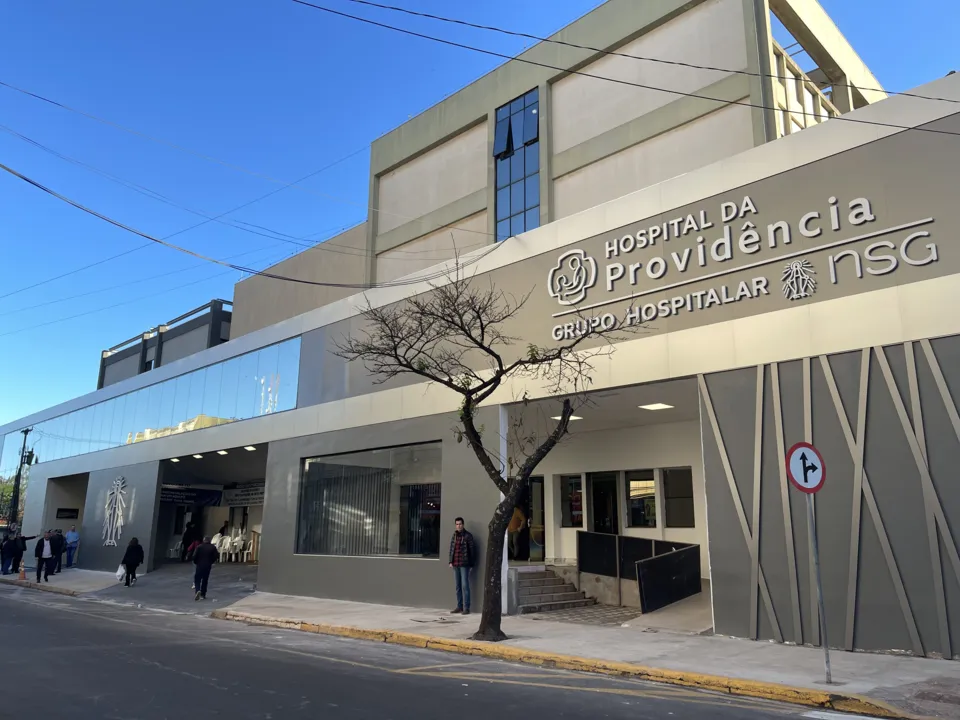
(786, 442), (826, 494)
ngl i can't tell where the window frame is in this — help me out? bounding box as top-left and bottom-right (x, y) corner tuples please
(492, 88), (540, 240)
(624, 469), (657, 529)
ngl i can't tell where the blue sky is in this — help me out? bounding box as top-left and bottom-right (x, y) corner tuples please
(0, 0), (955, 426)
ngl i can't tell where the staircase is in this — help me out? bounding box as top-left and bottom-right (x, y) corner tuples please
(517, 568), (595, 614)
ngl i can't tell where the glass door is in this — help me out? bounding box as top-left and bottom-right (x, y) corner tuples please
(528, 476), (545, 562)
(588, 472), (620, 534)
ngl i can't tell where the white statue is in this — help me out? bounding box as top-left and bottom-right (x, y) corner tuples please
(102, 476), (127, 547)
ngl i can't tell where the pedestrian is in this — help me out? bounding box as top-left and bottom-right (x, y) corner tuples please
(65, 525), (80, 568)
(217, 521), (228, 538)
(121, 537), (144, 587)
(53, 529), (66, 573)
(0, 534), (13, 575)
(447, 517), (476, 615)
(192, 535), (218, 601)
(34, 531), (56, 583)
(180, 522), (196, 563)
(11, 531), (35, 577)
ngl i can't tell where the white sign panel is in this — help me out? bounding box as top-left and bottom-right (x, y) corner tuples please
(786, 442), (826, 494)
(222, 485), (265, 507)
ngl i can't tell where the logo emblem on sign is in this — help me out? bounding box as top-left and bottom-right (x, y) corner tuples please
(781, 259), (817, 301)
(548, 249), (597, 306)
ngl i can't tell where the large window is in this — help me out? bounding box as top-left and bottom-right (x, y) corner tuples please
(11, 336), (301, 466)
(626, 469), (656, 528)
(296, 442), (442, 558)
(663, 467), (695, 528)
(494, 88), (540, 241)
(560, 474), (583, 528)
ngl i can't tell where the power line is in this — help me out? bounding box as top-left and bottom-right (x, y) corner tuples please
(341, 0), (960, 105)
(0, 78), (497, 239)
(0, 158), (500, 293)
(292, 0), (960, 138)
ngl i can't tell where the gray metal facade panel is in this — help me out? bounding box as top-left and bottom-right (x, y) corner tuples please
(258, 408), (500, 608)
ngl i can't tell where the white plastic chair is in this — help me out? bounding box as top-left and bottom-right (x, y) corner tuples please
(168, 540), (182, 559)
(217, 535), (231, 563)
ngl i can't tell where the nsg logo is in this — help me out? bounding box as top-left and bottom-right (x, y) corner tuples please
(547, 249), (597, 306)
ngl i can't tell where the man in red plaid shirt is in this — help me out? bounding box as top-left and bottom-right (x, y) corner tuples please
(448, 517), (476, 615)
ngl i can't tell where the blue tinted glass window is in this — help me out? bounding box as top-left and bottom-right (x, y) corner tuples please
(525, 142), (539, 176)
(510, 150), (524, 182)
(525, 207), (540, 231)
(525, 175), (540, 210)
(496, 104), (510, 121)
(510, 97), (525, 114)
(511, 111), (525, 147)
(157, 380), (175, 431)
(496, 187), (510, 220)
(511, 213), (525, 236)
(493, 118), (510, 157)
(524, 104), (539, 144)
(496, 157), (510, 188)
(497, 219), (511, 241)
(525, 88), (539, 106)
(186, 370), (206, 424)
(511, 182), (524, 218)
(218, 357), (241, 423)
(276, 338), (301, 413)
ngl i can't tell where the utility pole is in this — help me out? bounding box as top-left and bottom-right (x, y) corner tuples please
(8, 427), (32, 528)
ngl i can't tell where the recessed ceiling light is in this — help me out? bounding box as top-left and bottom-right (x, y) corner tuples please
(551, 415), (583, 421)
(193, 454), (203, 459)
(244, 446), (257, 452)
(639, 403), (674, 411)
(217, 450), (228, 455)
(170, 458), (180, 463)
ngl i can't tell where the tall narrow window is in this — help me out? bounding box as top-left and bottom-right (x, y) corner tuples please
(494, 88), (540, 241)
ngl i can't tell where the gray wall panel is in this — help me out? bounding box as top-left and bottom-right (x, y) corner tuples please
(80, 461), (162, 573)
(258, 408), (501, 608)
(704, 370), (756, 524)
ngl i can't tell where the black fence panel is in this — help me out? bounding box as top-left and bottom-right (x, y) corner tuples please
(653, 539), (691, 555)
(577, 531), (618, 578)
(636, 545), (701, 613)
(618, 536), (654, 580)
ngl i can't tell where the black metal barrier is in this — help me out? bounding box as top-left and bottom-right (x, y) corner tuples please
(635, 544), (701, 613)
(576, 530), (618, 578)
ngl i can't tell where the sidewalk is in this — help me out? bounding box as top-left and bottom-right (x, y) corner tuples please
(213, 592), (960, 719)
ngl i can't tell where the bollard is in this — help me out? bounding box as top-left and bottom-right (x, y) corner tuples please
(18, 559), (25, 581)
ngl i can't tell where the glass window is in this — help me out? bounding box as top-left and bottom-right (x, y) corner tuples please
(99, 399), (116, 451)
(495, 104), (510, 121)
(61, 411), (76, 458)
(511, 111), (525, 147)
(525, 142), (539, 176)
(510, 146), (524, 181)
(142, 383), (162, 439)
(510, 213), (525, 237)
(525, 207), (540, 232)
(524, 175), (539, 210)
(255, 343), (280, 416)
(626, 470), (656, 528)
(91, 403), (106, 453)
(510, 96), (525, 114)
(510, 182), (524, 218)
(203, 362), (223, 423)
(236, 351), (260, 420)
(524, 103), (539, 144)
(496, 157), (510, 188)
(496, 187), (510, 221)
(296, 442), (442, 557)
(276, 338), (301, 413)
(111, 394), (127, 448)
(157, 379), (175, 433)
(218, 356), (241, 423)
(560, 474), (583, 527)
(525, 87), (539, 106)
(74, 406), (92, 455)
(493, 118), (510, 157)
(131, 390), (150, 444)
(497, 219), (511, 241)
(171, 374), (191, 431)
(186, 370), (206, 425)
(664, 467), (695, 528)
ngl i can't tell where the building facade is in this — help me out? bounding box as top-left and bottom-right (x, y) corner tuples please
(4, 0), (960, 659)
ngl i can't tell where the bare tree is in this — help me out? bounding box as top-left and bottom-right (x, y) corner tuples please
(336, 266), (633, 641)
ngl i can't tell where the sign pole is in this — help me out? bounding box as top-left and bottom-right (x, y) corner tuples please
(806, 493), (831, 684)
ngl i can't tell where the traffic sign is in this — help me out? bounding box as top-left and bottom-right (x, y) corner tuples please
(786, 442), (826, 494)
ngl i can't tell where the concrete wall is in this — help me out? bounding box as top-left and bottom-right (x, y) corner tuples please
(535, 422), (708, 577)
(550, 0), (748, 153)
(376, 211), (489, 283)
(258, 408), (500, 608)
(159, 325), (211, 366)
(78, 461), (162, 573)
(230, 224), (368, 338)
(701, 335), (960, 658)
(40, 474), (88, 534)
(553, 102), (754, 219)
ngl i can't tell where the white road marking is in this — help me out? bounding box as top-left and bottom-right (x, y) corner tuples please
(803, 712), (873, 720)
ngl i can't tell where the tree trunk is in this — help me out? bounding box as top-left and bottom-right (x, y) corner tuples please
(472, 494), (515, 642)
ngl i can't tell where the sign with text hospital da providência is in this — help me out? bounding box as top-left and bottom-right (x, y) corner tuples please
(546, 195), (937, 340)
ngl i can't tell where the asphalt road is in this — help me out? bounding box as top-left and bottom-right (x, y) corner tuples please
(0, 585), (834, 720)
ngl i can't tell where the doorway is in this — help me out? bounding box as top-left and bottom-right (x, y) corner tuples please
(588, 472), (619, 534)
(507, 475), (546, 563)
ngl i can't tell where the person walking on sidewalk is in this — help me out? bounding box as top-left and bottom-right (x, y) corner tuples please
(192, 536), (218, 601)
(34, 531), (55, 583)
(52, 529), (66, 573)
(448, 517), (476, 615)
(11, 531), (35, 577)
(65, 525), (80, 568)
(121, 537), (144, 587)
(0, 534), (14, 575)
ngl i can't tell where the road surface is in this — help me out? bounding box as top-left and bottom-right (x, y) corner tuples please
(0, 584), (839, 719)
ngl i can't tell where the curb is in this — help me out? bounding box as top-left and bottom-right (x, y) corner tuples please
(0, 576), (80, 597)
(210, 609), (922, 719)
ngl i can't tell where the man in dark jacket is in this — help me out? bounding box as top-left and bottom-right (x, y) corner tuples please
(192, 536), (219, 601)
(52, 529), (66, 573)
(34, 531), (56, 583)
(10, 532), (35, 577)
(447, 517), (476, 615)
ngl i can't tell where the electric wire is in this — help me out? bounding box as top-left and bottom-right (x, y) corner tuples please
(291, 0), (960, 137)
(340, 0), (960, 105)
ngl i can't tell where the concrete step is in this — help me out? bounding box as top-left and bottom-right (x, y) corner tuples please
(518, 597), (596, 614)
(519, 583), (577, 598)
(517, 576), (566, 588)
(519, 591), (585, 604)
(515, 571), (554, 581)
